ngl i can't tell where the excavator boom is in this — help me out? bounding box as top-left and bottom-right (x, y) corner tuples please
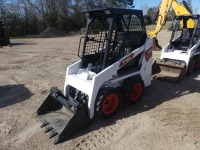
(148, 0), (194, 50)
(148, 0), (193, 38)
(148, 0), (173, 38)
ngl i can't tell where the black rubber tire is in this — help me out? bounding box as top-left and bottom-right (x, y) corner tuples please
(195, 56), (200, 70)
(187, 58), (196, 75)
(122, 78), (144, 104)
(6, 37), (10, 45)
(95, 87), (121, 119)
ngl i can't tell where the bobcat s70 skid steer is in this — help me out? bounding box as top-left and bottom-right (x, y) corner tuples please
(153, 14), (200, 83)
(37, 8), (153, 144)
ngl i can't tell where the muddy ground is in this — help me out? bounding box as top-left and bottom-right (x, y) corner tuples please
(0, 30), (200, 150)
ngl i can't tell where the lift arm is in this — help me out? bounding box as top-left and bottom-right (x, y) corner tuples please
(148, 0), (193, 38)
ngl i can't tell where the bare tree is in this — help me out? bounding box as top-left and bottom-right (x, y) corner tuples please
(193, 7), (199, 14)
(0, 0), (7, 21)
(17, 0), (39, 34)
(0, 0), (136, 36)
(104, 0), (134, 8)
(187, 0), (199, 14)
(140, 3), (149, 15)
(146, 7), (158, 23)
(186, 0), (192, 12)
(24, 0), (70, 27)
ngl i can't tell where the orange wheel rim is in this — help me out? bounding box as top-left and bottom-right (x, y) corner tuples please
(102, 93), (118, 115)
(130, 83), (142, 101)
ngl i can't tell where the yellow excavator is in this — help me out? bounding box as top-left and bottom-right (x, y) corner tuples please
(148, 0), (194, 50)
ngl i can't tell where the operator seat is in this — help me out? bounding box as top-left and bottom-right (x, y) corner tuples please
(178, 28), (193, 50)
(181, 28), (193, 44)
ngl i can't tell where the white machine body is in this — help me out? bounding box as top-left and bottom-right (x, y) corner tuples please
(64, 38), (152, 119)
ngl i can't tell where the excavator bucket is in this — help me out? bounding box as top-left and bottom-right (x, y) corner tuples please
(152, 38), (162, 51)
(152, 60), (187, 83)
(37, 88), (91, 144)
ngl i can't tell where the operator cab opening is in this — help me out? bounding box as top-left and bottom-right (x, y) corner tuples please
(170, 15), (200, 51)
(78, 8), (147, 74)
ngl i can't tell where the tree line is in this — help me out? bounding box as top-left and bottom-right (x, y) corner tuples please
(0, 0), (136, 36)
(0, 0), (196, 36)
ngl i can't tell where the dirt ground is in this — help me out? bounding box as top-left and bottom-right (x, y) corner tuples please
(0, 30), (200, 150)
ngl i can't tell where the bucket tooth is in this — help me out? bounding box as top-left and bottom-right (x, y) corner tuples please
(44, 127), (53, 133)
(49, 130), (58, 139)
(53, 137), (59, 145)
(40, 122), (49, 128)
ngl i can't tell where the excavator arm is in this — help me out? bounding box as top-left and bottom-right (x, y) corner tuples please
(148, 0), (193, 39)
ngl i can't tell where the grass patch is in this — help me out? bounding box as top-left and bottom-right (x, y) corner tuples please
(146, 21), (172, 31)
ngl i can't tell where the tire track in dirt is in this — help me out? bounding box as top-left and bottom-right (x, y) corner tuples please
(0, 51), (7, 54)
(70, 121), (124, 150)
(4, 119), (41, 149)
(0, 66), (9, 71)
(10, 55), (59, 65)
(0, 55), (61, 73)
(0, 121), (12, 137)
(0, 65), (22, 72)
(10, 59), (27, 64)
(151, 107), (200, 148)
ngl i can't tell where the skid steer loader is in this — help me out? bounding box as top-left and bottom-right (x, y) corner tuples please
(37, 8), (153, 144)
(153, 14), (200, 83)
(0, 21), (10, 47)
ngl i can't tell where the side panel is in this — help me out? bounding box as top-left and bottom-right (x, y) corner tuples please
(140, 38), (153, 86)
(64, 60), (81, 97)
(88, 40), (151, 118)
(88, 61), (120, 119)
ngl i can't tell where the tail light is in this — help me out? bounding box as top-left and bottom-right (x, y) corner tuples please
(145, 47), (152, 62)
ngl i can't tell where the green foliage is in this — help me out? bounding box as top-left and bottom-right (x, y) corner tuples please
(146, 7), (157, 23)
(144, 15), (152, 25)
(0, 0), (135, 36)
(146, 6), (175, 25)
